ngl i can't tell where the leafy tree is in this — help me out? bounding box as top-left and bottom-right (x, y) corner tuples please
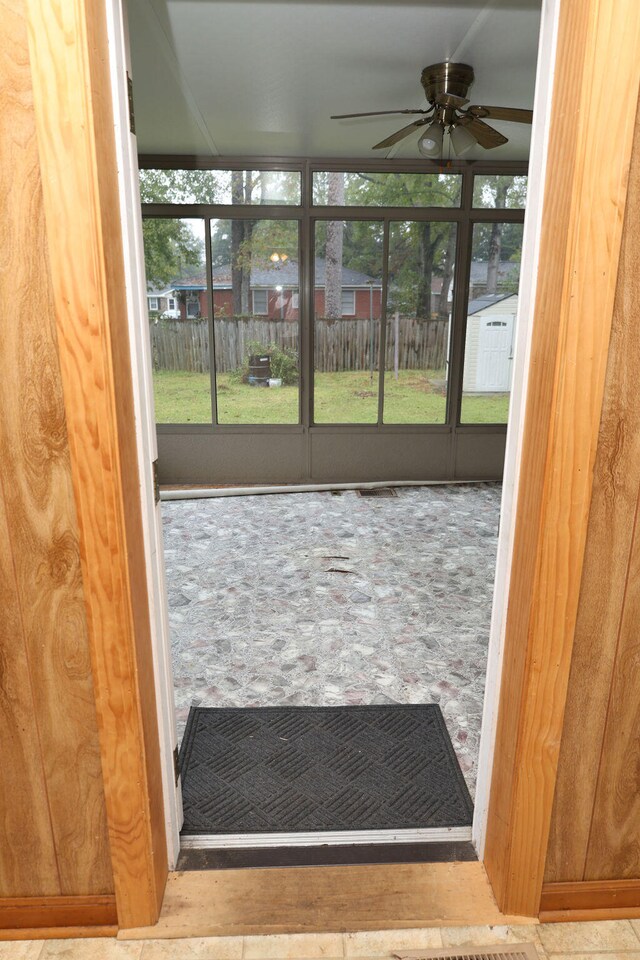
(142, 219), (204, 289)
(330, 172), (461, 320)
(139, 167), (524, 317)
(139, 170), (207, 288)
(471, 176), (526, 293)
(140, 167), (300, 300)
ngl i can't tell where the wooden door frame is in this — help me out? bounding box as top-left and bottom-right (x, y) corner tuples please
(482, 0), (640, 917)
(24, 0), (640, 931)
(25, 0), (168, 931)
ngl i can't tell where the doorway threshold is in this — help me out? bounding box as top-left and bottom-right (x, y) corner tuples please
(178, 828), (475, 870)
(182, 826), (471, 848)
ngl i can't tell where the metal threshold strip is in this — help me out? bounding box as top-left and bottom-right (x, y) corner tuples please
(181, 825), (472, 849)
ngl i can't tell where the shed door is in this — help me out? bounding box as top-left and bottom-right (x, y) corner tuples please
(476, 315), (514, 391)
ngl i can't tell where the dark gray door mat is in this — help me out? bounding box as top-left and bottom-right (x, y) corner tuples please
(179, 705), (473, 835)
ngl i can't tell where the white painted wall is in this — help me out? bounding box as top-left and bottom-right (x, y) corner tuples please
(106, 0), (183, 867)
(473, 0), (561, 856)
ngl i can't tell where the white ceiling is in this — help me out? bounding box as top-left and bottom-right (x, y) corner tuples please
(127, 0), (542, 161)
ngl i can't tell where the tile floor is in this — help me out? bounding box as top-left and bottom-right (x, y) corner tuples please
(162, 483), (502, 794)
(7, 920), (640, 959)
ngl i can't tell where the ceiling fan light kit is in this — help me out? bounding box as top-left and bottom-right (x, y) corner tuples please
(331, 60), (533, 159)
(417, 121), (444, 158)
(449, 122), (477, 157)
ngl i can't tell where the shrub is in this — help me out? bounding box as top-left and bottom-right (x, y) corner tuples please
(241, 341), (299, 385)
(268, 344), (298, 385)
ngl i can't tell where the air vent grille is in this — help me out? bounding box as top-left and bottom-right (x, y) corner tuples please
(356, 487), (398, 498)
(395, 944), (539, 960)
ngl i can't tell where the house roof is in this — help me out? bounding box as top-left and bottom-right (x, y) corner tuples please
(469, 260), (520, 283)
(146, 287), (176, 298)
(157, 259), (518, 296)
(467, 292), (517, 316)
(172, 258), (381, 290)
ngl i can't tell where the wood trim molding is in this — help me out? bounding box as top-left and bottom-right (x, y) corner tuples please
(540, 881), (640, 922)
(0, 927), (117, 942)
(483, 0), (640, 917)
(0, 896), (117, 931)
(24, 0), (167, 929)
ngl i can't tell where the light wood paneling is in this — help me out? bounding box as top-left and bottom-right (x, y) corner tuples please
(25, 0), (167, 929)
(584, 515), (640, 878)
(0, 492), (59, 896)
(120, 863), (531, 940)
(545, 99), (640, 887)
(0, 0), (112, 899)
(484, 0), (640, 917)
(581, 98), (640, 881)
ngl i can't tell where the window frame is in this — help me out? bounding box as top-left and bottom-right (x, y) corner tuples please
(186, 296), (200, 319)
(252, 288), (269, 316)
(340, 289), (356, 316)
(140, 157), (527, 431)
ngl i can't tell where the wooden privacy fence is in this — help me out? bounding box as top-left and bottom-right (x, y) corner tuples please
(149, 316), (449, 374)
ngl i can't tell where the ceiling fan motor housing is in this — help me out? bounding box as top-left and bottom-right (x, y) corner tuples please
(421, 62), (475, 104)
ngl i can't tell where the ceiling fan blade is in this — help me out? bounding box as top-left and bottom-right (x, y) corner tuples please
(434, 92), (469, 109)
(467, 105), (533, 124)
(331, 109), (429, 119)
(372, 118), (429, 150)
(458, 116), (508, 149)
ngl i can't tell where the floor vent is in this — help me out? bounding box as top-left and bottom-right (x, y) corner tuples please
(357, 486), (398, 498)
(395, 946), (539, 960)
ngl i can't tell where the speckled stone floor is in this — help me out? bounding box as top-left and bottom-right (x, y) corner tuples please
(162, 483), (501, 796)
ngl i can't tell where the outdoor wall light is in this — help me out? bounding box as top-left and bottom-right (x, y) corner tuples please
(270, 252), (289, 263)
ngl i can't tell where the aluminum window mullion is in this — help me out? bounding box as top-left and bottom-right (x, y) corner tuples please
(447, 171), (474, 435)
(311, 206), (465, 221)
(141, 203), (303, 220)
(298, 202), (312, 429)
(138, 154), (528, 177)
(305, 159), (528, 176)
(300, 163), (312, 429)
(204, 217), (218, 426)
(469, 209), (526, 222)
(377, 222), (390, 426)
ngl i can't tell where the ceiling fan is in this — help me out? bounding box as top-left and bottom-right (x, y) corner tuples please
(331, 62), (533, 157)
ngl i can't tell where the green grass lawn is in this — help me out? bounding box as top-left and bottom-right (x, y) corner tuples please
(153, 369), (510, 425)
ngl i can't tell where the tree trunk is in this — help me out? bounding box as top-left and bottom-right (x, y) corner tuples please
(324, 172), (344, 318)
(416, 222), (433, 319)
(437, 228), (456, 321)
(231, 172), (254, 314)
(485, 180), (510, 294)
(231, 171), (244, 314)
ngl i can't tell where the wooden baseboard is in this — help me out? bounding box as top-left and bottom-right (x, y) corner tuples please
(0, 926), (117, 941)
(0, 895), (117, 931)
(540, 880), (640, 921)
